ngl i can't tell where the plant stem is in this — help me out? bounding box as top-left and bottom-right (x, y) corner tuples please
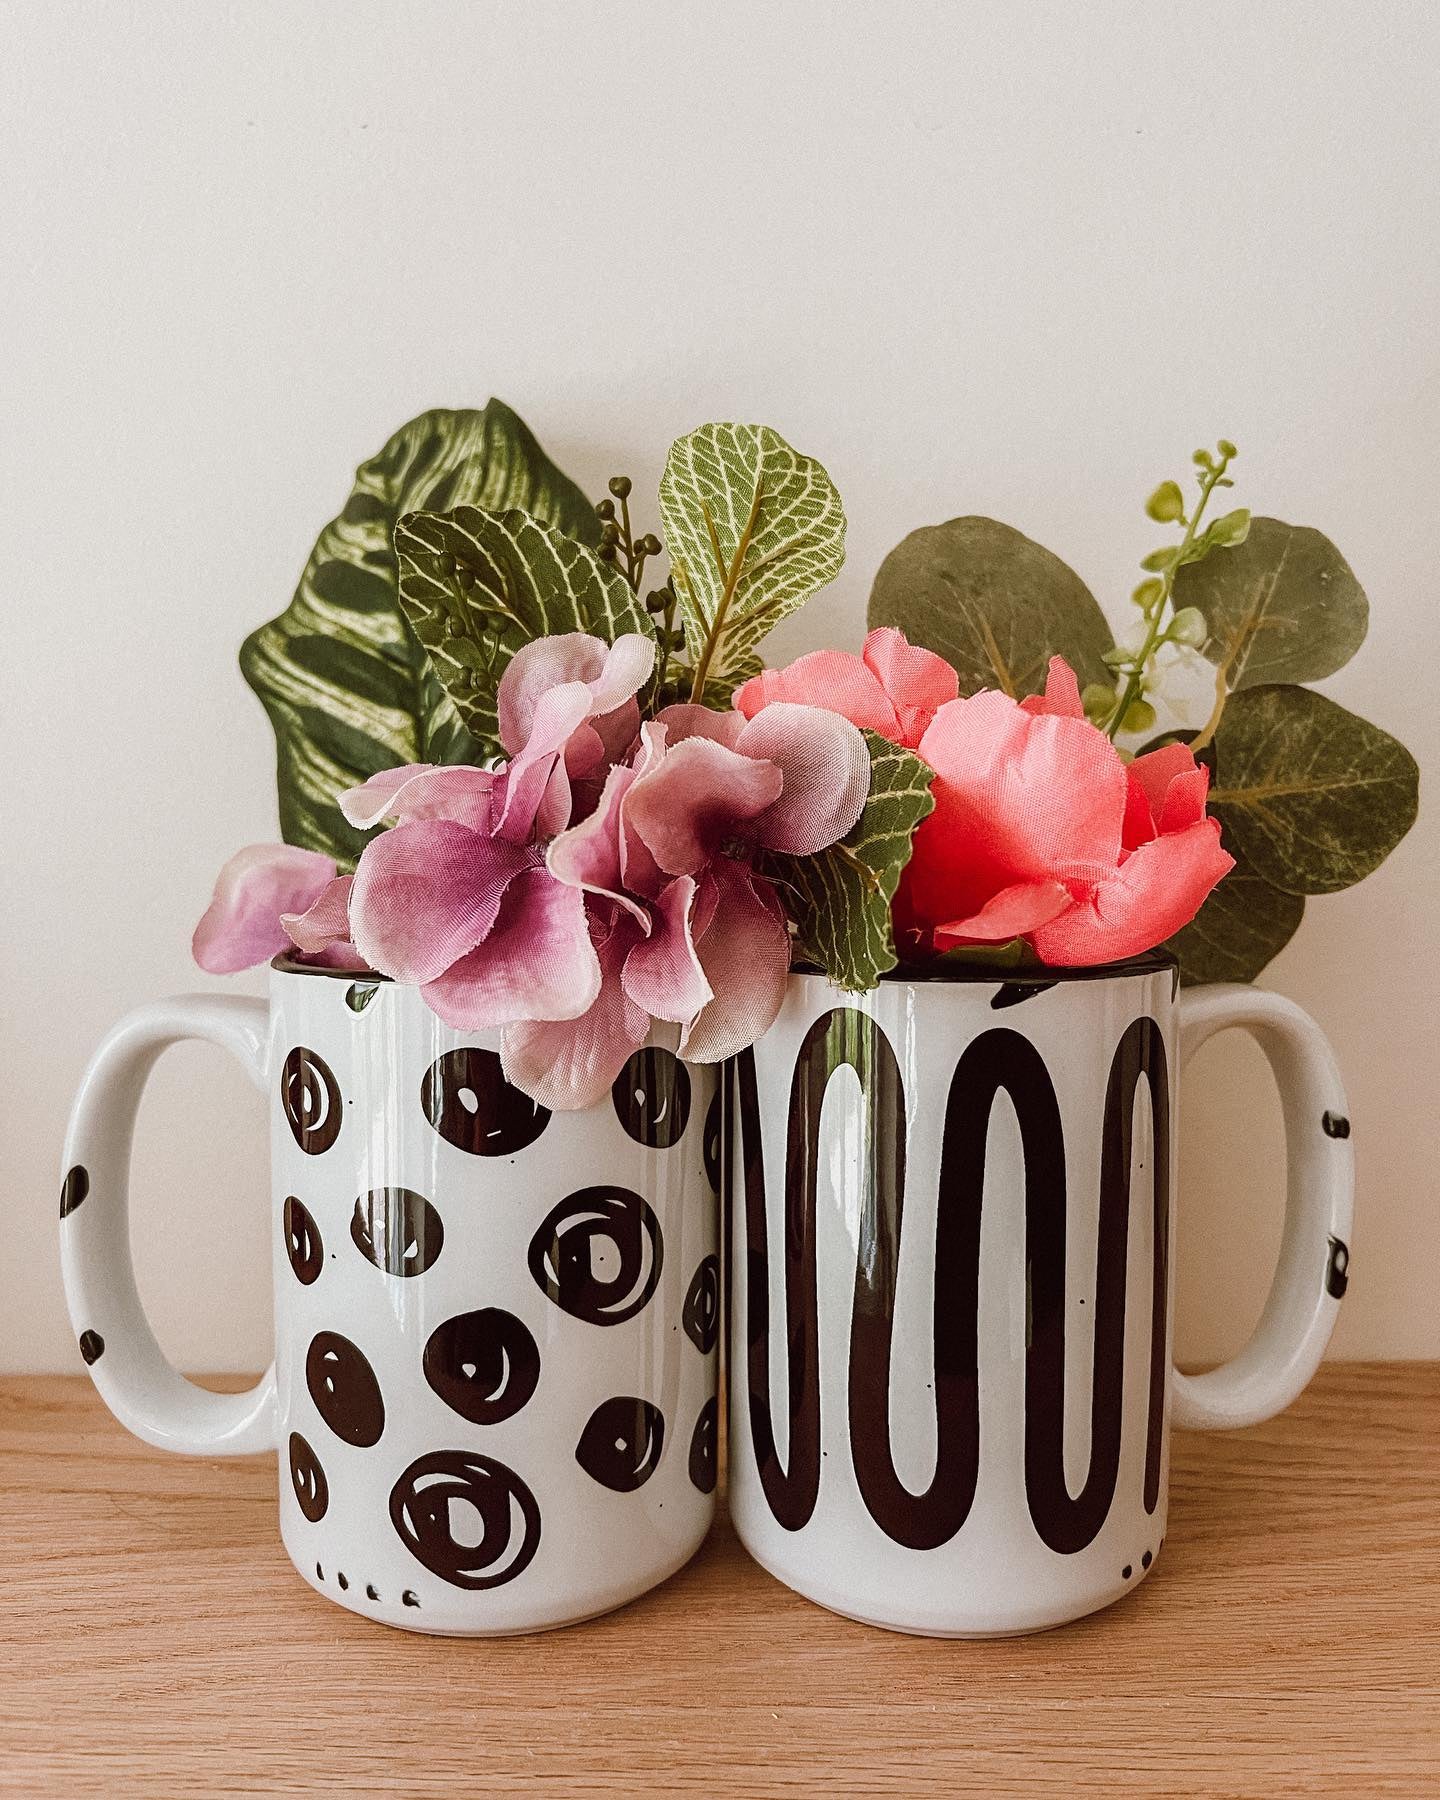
(1102, 451), (1231, 740)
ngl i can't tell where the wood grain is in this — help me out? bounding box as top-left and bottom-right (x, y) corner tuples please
(0, 1366), (1435, 1797)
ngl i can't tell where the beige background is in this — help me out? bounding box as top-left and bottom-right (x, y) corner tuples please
(4, 1), (1435, 1372)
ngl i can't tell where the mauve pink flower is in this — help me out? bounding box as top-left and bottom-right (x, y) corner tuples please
(733, 626), (958, 750)
(193, 844), (358, 974)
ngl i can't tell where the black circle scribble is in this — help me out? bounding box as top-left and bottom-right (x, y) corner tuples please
(78, 1329), (104, 1366)
(423, 1309), (540, 1426)
(351, 1188), (444, 1278)
(703, 1090), (722, 1194)
(575, 1396), (666, 1492)
(682, 1255), (720, 1355)
(422, 1047), (550, 1157)
(527, 1186), (663, 1326)
(389, 1450), (541, 1590)
(289, 1431), (329, 1522)
(306, 1330), (386, 1446)
(60, 1165), (89, 1218)
(611, 1047), (691, 1149)
(281, 1046), (342, 1155)
(283, 1195), (324, 1286)
(688, 1396), (718, 1494)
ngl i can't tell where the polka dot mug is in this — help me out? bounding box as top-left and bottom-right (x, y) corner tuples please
(60, 959), (719, 1634)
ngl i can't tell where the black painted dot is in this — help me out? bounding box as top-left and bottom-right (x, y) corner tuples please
(422, 1047), (550, 1156)
(1326, 1235), (1350, 1299)
(60, 1165), (89, 1218)
(283, 1196), (324, 1285)
(1141, 1550), (1152, 1570)
(288, 1432), (329, 1522)
(306, 1331), (386, 1446)
(402, 1590), (420, 1607)
(351, 1187), (444, 1278)
(78, 1329), (104, 1365)
(281, 1046), (343, 1154)
(576, 1396), (666, 1492)
(1322, 1110), (1351, 1140)
(612, 1047), (691, 1148)
(423, 1309), (540, 1426)
(366, 1584), (380, 1601)
(682, 1255), (720, 1355)
(337, 1572), (349, 1591)
(316, 1563), (324, 1580)
(991, 981), (1058, 1010)
(528, 1186), (663, 1326)
(703, 1090), (722, 1194)
(389, 1450), (541, 1591)
(688, 1396), (718, 1494)
(1122, 1565), (1132, 1580)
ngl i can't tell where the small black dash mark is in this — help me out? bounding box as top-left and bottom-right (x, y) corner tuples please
(1326, 1235), (1350, 1299)
(1141, 1549), (1152, 1570)
(60, 1165), (90, 1218)
(402, 1590), (420, 1607)
(78, 1329), (104, 1365)
(366, 1584), (380, 1601)
(1122, 1565), (1132, 1580)
(1322, 1111), (1351, 1140)
(991, 981), (1058, 1010)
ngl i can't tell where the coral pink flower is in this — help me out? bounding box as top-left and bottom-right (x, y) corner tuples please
(733, 626), (958, 750)
(193, 844), (365, 973)
(896, 657), (1232, 965)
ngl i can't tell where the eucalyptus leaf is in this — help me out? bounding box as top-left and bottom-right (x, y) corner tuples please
(1167, 838), (1304, 985)
(240, 402), (599, 865)
(765, 731), (935, 991)
(867, 517), (1115, 699)
(659, 423), (845, 696)
(1210, 684), (1418, 895)
(395, 508), (652, 745)
(1172, 517), (1368, 691)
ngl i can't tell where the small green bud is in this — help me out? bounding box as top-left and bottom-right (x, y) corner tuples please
(1140, 546), (1180, 573)
(1121, 697), (1157, 735)
(1081, 682), (1117, 724)
(595, 497), (616, 520)
(1132, 577), (1165, 612)
(1217, 438), (1237, 460)
(1102, 646), (1134, 669)
(644, 588), (668, 614)
(1192, 449), (1214, 468)
(596, 542), (617, 563)
(607, 475), (632, 499)
(1145, 480), (1186, 524)
(1208, 507), (1251, 547)
(1168, 606), (1208, 648)
(640, 533), (662, 556)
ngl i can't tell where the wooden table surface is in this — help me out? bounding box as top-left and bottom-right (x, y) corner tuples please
(0, 1365), (1435, 1797)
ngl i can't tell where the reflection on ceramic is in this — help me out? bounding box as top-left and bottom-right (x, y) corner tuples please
(60, 963), (718, 1635)
(726, 960), (1353, 1636)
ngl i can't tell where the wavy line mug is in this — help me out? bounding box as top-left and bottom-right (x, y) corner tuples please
(726, 955), (1353, 1635)
(60, 959), (721, 1634)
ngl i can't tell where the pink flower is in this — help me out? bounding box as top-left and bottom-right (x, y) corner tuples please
(192, 844), (365, 973)
(896, 657), (1233, 965)
(733, 626), (958, 750)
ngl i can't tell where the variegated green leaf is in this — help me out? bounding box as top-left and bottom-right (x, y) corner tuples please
(659, 423), (845, 695)
(395, 508), (652, 743)
(766, 731), (935, 991)
(240, 402), (599, 866)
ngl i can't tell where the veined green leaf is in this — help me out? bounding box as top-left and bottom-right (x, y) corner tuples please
(765, 731), (935, 991)
(1167, 836), (1304, 984)
(867, 516), (1114, 699)
(240, 402), (599, 866)
(1172, 517), (1368, 691)
(659, 423), (845, 696)
(395, 508), (652, 744)
(1209, 684), (1418, 895)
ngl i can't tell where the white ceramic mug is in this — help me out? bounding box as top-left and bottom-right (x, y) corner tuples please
(61, 959), (720, 1635)
(726, 956), (1353, 1636)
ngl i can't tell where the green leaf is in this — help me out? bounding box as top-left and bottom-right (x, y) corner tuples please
(1172, 517), (1368, 691)
(1167, 837), (1304, 985)
(395, 508), (651, 745)
(659, 423), (845, 693)
(1209, 684), (1418, 895)
(1145, 481), (1185, 523)
(240, 402), (599, 865)
(868, 517), (1115, 699)
(765, 731), (935, 991)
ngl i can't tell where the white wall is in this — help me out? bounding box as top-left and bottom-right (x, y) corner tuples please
(5, 0), (1436, 1373)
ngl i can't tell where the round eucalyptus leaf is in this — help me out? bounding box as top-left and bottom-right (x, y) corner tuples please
(867, 517), (1114, 700)
(1167, 838), (1304, 985)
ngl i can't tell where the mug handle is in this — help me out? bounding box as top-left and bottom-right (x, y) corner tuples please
(1171, 983), (1354, 1432)
(59, 994), (278, 1455)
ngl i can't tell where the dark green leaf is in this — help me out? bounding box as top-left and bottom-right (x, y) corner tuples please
(240, 402), (598, 866)
(1167, 837), (1304, 984)
(395, 508), (652, 745)
(1209, 684), (1418, 895)
(766, 731), (935, 991)
(1173, 517), (1368, 691)
(867, 517), (1115, 699)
